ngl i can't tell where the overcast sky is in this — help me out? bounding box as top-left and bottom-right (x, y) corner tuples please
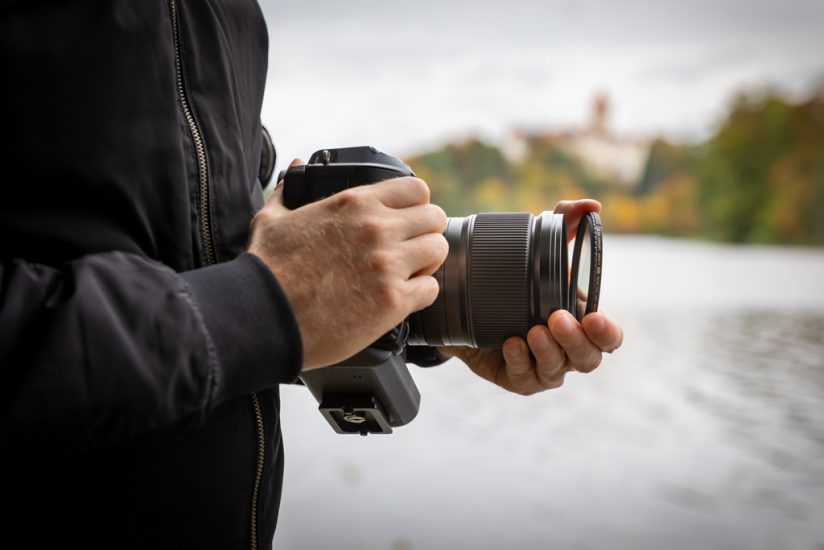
(258, 0), (824, 167)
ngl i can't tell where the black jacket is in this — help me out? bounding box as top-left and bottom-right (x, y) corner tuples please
(1, 1), (302, 547)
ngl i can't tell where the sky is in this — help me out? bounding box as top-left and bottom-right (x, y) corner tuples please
(258, 0), (824, 169)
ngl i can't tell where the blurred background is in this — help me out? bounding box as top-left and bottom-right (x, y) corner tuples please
(258, 1), (824, 548)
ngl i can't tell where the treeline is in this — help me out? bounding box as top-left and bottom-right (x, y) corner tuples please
(406, 91), (824, 245)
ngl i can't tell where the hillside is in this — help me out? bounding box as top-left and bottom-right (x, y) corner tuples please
(405, 91), (824, 245)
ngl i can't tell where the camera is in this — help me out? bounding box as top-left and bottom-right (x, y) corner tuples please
(284, 146), (602, 435)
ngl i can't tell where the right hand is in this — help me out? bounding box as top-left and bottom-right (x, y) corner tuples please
(248, 160), (448, 370)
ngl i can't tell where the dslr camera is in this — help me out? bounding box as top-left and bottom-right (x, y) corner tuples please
(283, 146), (602, 435)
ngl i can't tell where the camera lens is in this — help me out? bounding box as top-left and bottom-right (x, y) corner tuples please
(408, 211), (569, 348)
(408, 211), (603, 349)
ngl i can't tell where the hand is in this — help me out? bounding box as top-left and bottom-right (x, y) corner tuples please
(248, 160), (448, 370)
(438, 199), (623, 395)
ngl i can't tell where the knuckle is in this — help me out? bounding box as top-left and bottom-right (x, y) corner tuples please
(538, 355), (565, 375)
(537, 369), (565, 389)
(436, 205), (448, 229)
(359, 217), (386, 243)
(379, 283), (405, 312)
(423, 276), (439, 304)
(367, 250), (393, 274)
(433, 233), (449, 260)
(334, 188), (366, 210)
(410, 276), (439, 312)
(409, 178), (431, 202)
(577, 353), (602, 373)
(567, 334), (591, 357)
(533, 343), (562, 366)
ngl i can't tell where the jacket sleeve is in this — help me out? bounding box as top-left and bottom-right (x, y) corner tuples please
(0, 251), (302, 461)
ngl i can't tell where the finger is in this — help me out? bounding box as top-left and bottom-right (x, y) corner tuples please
(398, 232), (449, 277)
(273, 158), (304, 191)
(553, 198), (602, 216)
(552, 199), (601, 241)
(526, 325), (566, 386)
(265, 158), (304, 212)
(548, 310), (602, 373)
(582, 312), (624, 353)
(405, 274), (440, 312)
(502, 337), (534, 384)
(393, 203), (448, 240)
(574, 286), (587, 316)
(365, 177), (431, 208)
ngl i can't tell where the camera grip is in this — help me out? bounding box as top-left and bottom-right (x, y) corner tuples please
(282, 146), (415, 209)
(283, 146), (423, 435)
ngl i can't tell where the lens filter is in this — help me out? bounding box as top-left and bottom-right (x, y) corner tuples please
(568, 212), (603, 321)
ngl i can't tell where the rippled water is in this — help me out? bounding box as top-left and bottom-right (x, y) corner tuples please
(275, 236), (824, 550)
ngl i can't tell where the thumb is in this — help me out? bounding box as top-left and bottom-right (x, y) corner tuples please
(264, 158), (304, 214)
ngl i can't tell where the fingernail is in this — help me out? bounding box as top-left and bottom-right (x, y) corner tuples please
(554, 313), (575, 336)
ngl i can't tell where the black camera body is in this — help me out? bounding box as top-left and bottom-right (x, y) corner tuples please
(284, 147), (423, 436)
(283, 146), (414, 209)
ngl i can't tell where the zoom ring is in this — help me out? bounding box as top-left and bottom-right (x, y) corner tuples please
(469, 213), (532, 348)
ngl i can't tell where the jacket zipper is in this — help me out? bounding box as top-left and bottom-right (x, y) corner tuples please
(249, 393), (266, 550)
(168, 0), (216, 266)
(168, 2), (266, 549)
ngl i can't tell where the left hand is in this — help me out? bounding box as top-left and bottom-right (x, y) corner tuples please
(438, 199), (623, 395)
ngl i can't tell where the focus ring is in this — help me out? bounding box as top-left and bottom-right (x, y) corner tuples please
(469, 213), (532, 347)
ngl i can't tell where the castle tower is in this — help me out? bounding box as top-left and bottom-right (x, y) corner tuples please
(590, 93), (610, 136)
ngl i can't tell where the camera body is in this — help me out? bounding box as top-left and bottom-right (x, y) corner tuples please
(284, 147), (424, 436)
(283, 146), (413, 210)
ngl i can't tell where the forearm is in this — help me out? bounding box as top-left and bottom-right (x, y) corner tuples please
(0, 251), (302, 461)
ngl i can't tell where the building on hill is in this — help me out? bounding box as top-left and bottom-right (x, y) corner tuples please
(502, 93), (651, 187)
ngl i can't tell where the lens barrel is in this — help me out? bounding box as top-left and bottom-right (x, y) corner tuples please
(408, 211), (569, 349)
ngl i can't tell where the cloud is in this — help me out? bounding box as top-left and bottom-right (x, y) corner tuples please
(258, 0), (824, 166)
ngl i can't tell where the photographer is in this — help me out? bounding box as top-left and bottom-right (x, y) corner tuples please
(0, 2), (622, 548)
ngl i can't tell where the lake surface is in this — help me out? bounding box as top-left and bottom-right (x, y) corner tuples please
(274, 236), (824, 550)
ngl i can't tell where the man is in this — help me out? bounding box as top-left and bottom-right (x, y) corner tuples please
(0, 1), (622, 548)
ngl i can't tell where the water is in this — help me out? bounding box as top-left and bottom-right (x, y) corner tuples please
(274, 236), (824, 550)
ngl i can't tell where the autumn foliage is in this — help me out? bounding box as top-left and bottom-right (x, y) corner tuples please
(406, 91), (824, 245)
